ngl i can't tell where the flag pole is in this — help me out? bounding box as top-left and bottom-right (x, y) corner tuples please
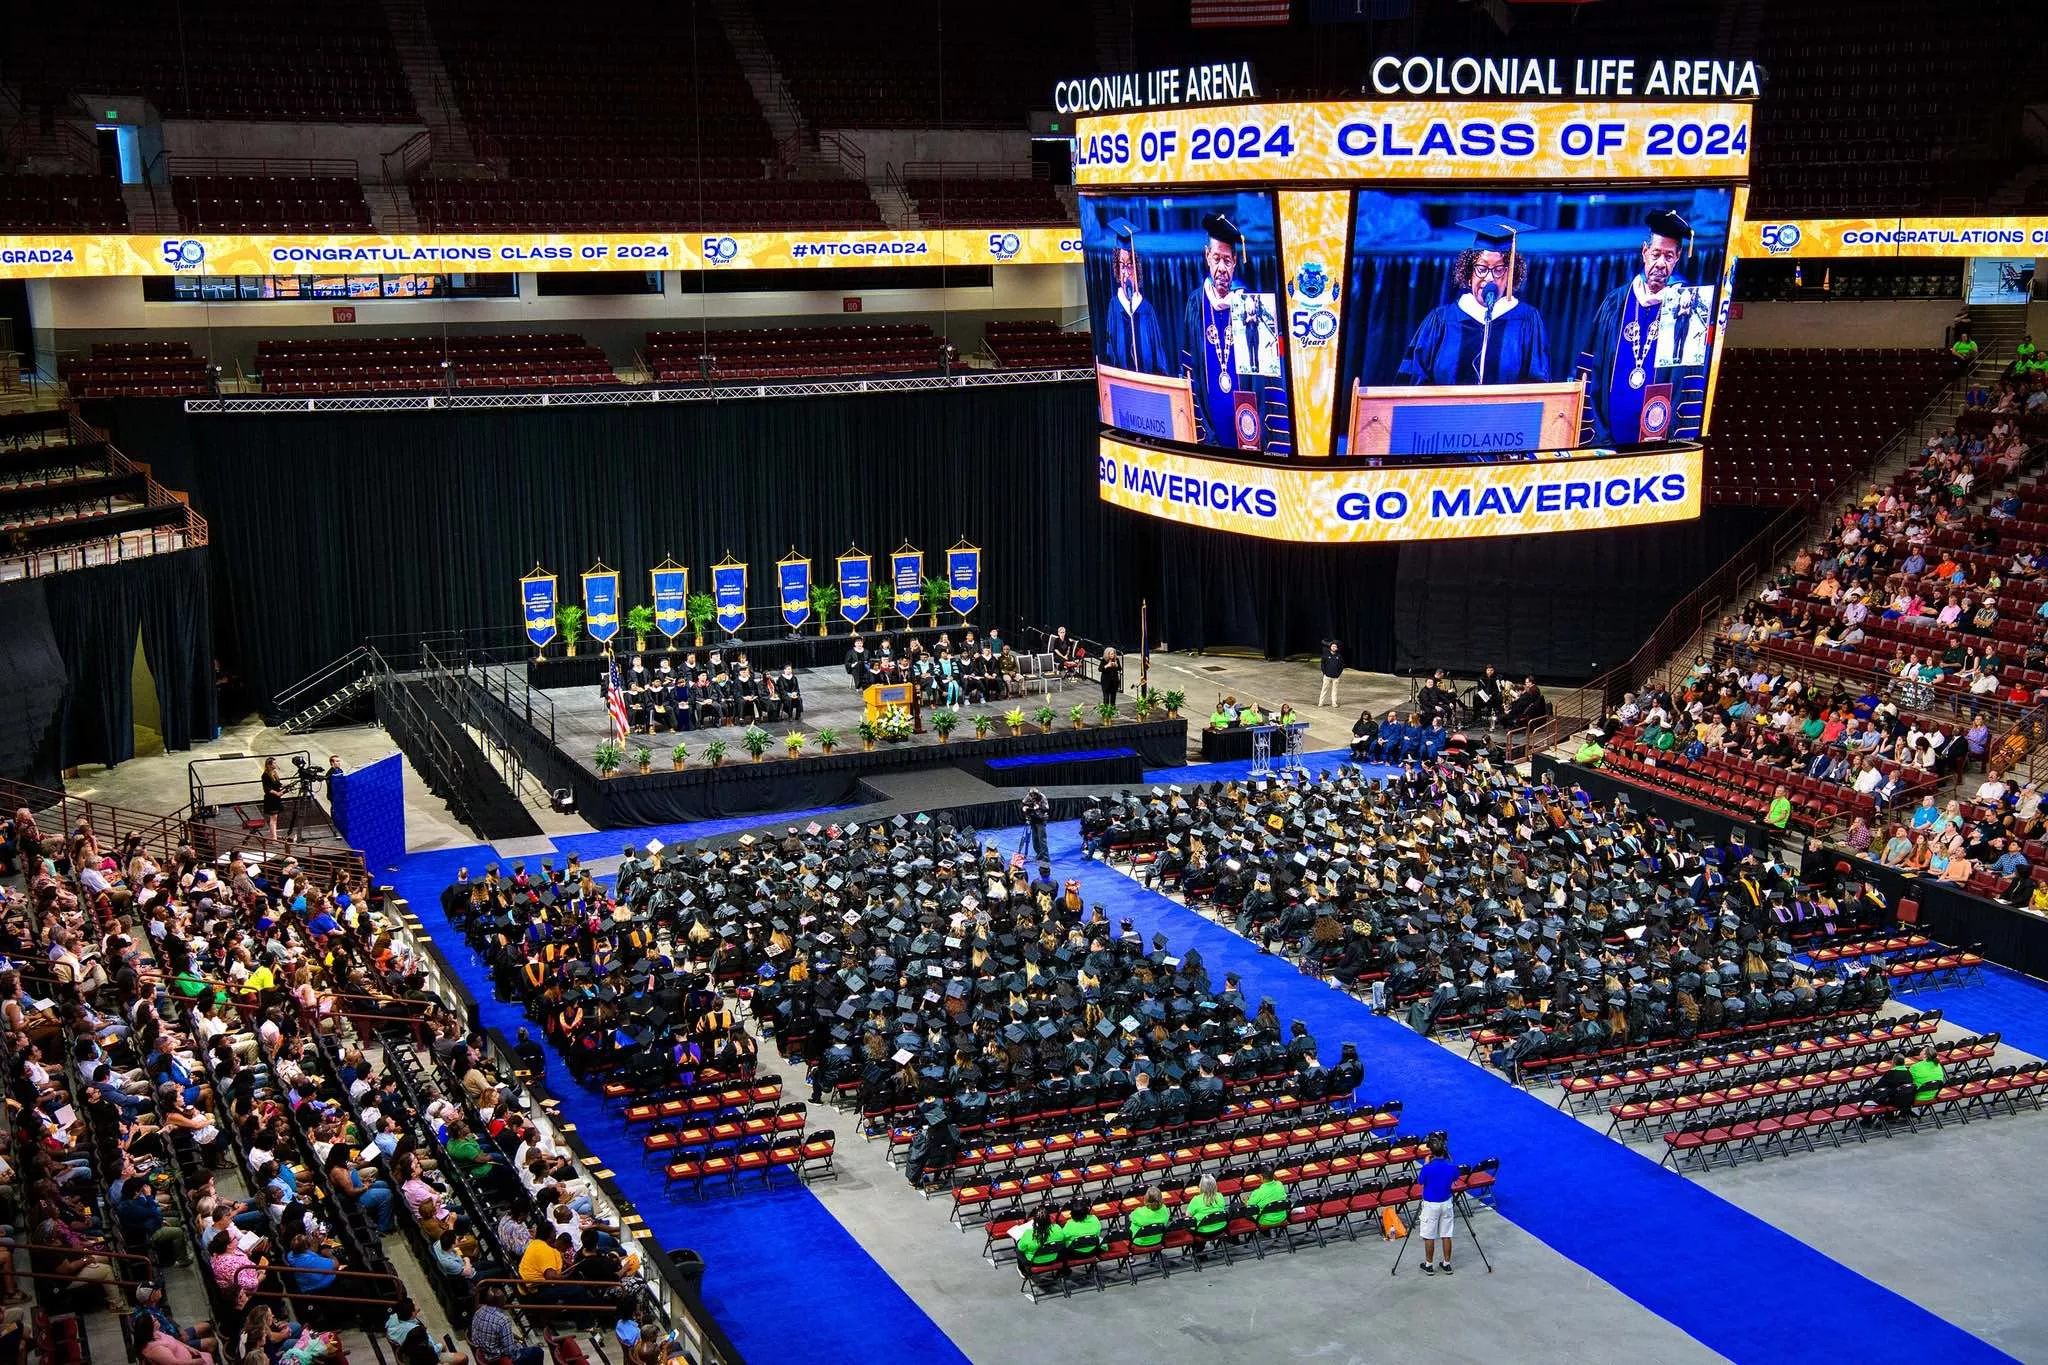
(1139, 598), (1150, 698)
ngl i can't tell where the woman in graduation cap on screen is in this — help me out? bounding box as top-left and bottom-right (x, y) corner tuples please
(1396, 216), (1553, 387)
(1099, 216), (1173, 376)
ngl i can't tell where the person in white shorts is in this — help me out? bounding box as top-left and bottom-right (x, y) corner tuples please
(1416, 1133), (1458, 1275)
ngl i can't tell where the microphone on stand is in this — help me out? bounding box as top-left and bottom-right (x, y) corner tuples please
(1476, 281), (1500, 383)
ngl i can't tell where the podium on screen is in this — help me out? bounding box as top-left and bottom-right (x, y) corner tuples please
(1097, 363), (1197, 445)
(1348, 379), (1584, 459)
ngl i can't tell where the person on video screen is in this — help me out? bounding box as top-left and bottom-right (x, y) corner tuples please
(1099, 217), (1172, 375)
(1396, 216), (1551, 387)
(1179, 211), (1276, 446)
(1585, 208), (1709, 445)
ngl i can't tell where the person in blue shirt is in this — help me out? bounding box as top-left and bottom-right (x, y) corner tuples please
(284, 1233), (338, 1295)
(1910, 795), (1941, 831)
(1415, 1133), (1460, 1275)
(1370, 709), (1406, 763)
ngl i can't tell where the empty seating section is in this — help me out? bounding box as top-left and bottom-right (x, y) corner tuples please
(1747, 5), (2024, 213)
(906, 174), (1071, 225)
(986, 321), (1092, 369)
(256, 333), (618, 393)
(764, 0), (1091, 126)
(60, 341), (211, 397)
(2, 0), (414, 121)
(0, 174), (127, 230)
(0, 412), (197, 575)
(170, 173), (374, 231)
(645, 325), (939, 382)
(1705, 349), (1956, 506)
(414, 0), (883, 230)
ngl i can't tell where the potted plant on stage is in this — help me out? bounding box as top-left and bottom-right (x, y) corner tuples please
(932, 707), (959, 743)
(817, 727), (839, 755)
(557, 605), (586, 657)
(785, 730), (806, 758)
(627, 604), (656, 653)
(1070, 702), (1088, 730)
(858, 719), (878, 751)
(686, 593), (716, 647)
(594, 738), (623, 778)
(671, 741), (688, 771)
(635, 744), (653, 775)
(704, 738), (728, 767)
(920, 576), (948, 627)
(1162, 688), (1186, 720)
(1134, 693), (1155, 722)
(1005, 707), (1026, 737)
(809, 583), (839, 637)
(974, 714), (992, 740)
(1033, 703), (1056, 734)
(1096, 701), (1119, 727)
(742, 725), (772, 763)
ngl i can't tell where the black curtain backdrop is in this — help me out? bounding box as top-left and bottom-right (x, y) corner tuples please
(137, 549), (220, 752)
(93, 390), (1768, 711)
(0, 582), (68, 785)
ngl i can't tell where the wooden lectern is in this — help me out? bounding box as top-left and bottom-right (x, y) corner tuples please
(863, 682), (923, 733)
(1349, 379), (1584, 458)
(1097, 363), (1197, 444)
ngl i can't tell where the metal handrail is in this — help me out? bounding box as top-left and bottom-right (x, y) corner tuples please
(900, 159), (1045, 181)
(165, 155), (361, 179)
(274, 645), (373, 718)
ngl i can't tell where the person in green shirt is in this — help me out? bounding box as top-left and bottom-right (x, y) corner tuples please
(1573, 737), (1605, 766)
(1764, 785), (1792, 831)
(2017, 334), (2038, 369)
(1209, 706), (1232, 731)
(1908, 1046), (1946, 1103)
(1127, 1187), (1172, 1250)
(1051, 1199), (1102, 1257)
(1014, 1209), (1062, 1270)
(1951, 333), (1979, 367)
(1238, 703), (1265, 727)
(444, 1120), (508, 1195)
(1242, 1172), (1289, 1231)
(1186, 1174), (1230, 1254)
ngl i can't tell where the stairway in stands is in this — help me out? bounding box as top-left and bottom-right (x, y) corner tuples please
(378, 0), (480, 167)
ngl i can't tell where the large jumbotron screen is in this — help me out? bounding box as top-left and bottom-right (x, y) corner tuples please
(1075, 98), (1749, 543)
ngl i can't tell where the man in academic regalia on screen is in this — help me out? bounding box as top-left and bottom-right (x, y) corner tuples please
(1178, 211), (1280, 448)
(1098, 217), (1172, 375)
(1396, 217), (1552, 387)
(1584, 208), (1712, 445)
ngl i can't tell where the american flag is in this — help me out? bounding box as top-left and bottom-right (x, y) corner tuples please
(1191, 0), (1292, 25)
(605, 658), (631, 742)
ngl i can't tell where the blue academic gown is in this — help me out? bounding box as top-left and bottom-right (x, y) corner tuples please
(1099, 287), (1172, 375)
(1397, 294), (1551, 387)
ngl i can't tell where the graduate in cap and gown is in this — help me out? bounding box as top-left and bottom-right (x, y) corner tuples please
(1098, 217), (1173, 375)
(1397, 217), (1552, 387)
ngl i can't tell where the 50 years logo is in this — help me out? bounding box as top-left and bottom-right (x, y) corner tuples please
(160, 239), (207, 269)
(1288, 259), (1339, 345)
(701, 236), (740, 264)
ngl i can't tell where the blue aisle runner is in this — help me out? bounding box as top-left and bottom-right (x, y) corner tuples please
(389, 845), (968, 1365)
(1895, 963), (2048, 1061)
(1038, 821), (2016, 1365)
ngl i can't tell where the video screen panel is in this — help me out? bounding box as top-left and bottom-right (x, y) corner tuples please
(1338, 186), (1734, 454)
(1080, 191), (1295, 455)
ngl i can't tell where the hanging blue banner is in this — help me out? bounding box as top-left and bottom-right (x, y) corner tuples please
(650, 563), (688, 640)
(522, 570), (557, 649)
(891, 547), (922, 620)
(837, 551), (871, 626)
(778, 555), (811, 630)
(712, 561), (748, 635)
(947, 543), (980, 617)
(583, 567), (621, 644)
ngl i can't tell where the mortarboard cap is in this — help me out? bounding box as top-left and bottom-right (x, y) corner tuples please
(1645, 207), (1693, 245)
(1199, 211), (1243, 250)
(1457, 215), (1534, 251)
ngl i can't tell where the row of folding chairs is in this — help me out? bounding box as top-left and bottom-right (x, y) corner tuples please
(1880, 946), (1986, 990)
(662, 1131), (838, 1196)
(1662, 1066), (2048, 1172)
(640, 1102), (807, 1162)
(622, 1080), (782, 1126)
(1475, 1002), (1887, 1086)
(1554, 1011), (1944, 1112)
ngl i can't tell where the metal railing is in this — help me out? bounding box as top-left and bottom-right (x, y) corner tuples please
(900, 159), (1047, 181)
(164, 155), (362, 179)
(381, 130), (435, 183)
(0, 410), (209, 579)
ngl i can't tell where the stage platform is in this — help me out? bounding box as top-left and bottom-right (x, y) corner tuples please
(475, 664), (1187, 828)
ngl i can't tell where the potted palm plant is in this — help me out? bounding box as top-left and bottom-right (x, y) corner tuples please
(920, 576), (948, 627)
(1033, 703), (1056, 734)
(635, 744), (653, 775)
(742, 725), (772, 762)
(857, 718), (878, 751)
(1096, 701), (1119, 727)
(932, 707), (959, 743)
(685, 593), (716, 647)
(557, 605), (585, 657)
(1162, 688), (1186, 719)
(817, 727), (839, 755)
(785, 729), (806, 757)
(1134, 693), (1155, 722)
(974, 714), (992, 740)
(1005, 706), (1026, 736)
(808, 583), (839, 637)
(704, 738), (728, 767)
(594, 738), (623, 778)
(671, 741), (688, 770)
(626, 604), (656, 653)
(1070, 702), (1088, 730)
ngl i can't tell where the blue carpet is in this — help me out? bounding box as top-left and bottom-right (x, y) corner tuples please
(388, 840), (966, 1365)
(1144, 748), (1396, 785)
(1037, 820), (2014, 1365)
(1895, 964), (2048, 1060)
(546, 805), (857, 863)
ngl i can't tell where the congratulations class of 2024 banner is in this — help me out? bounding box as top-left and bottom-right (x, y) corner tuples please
(1096, 435), (1701, 544)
